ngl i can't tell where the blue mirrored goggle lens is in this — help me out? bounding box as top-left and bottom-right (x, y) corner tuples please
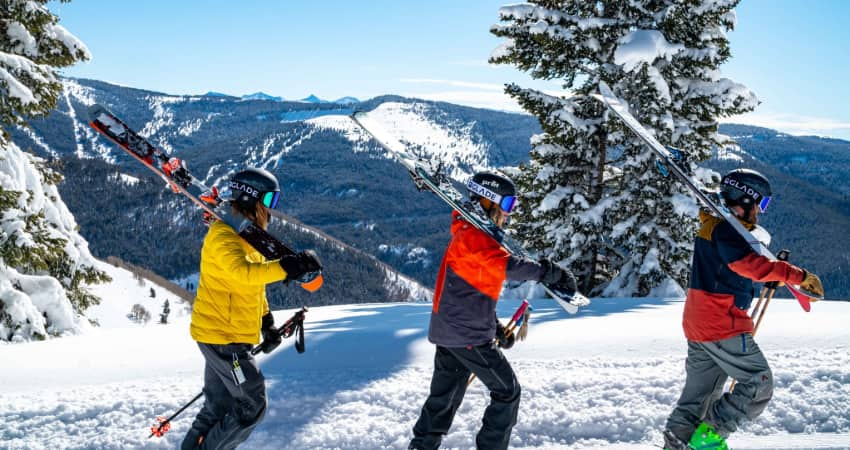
(500, 195), (518, 214)
(262, 191), (280, 209)
(758, 195), (771, 213)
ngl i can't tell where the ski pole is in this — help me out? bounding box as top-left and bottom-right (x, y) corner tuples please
(148, 307), (308, 438)
(729, 250), (789, 392)
(149, 392), (203, 438)
(467, 301), (530, 387)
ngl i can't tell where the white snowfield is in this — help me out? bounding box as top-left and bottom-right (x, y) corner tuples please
(1, 264), (849, 449)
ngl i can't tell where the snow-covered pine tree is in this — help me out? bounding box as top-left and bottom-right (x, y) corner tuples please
(1, 0), (90, 131)
(504, 85), (614, 293)
(1, 0), (108, 342)
(491, 0), (757, 296)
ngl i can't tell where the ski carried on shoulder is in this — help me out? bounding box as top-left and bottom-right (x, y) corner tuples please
(87, 104), (322, 292)
(592, 81), (820, 310)
(350, 111), (590, 314)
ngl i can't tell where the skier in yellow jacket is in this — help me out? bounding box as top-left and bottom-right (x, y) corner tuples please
(182, 168), (321, 450)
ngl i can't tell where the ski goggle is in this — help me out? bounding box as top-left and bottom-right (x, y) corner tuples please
(229, 180), (281, 209)
(499, 195), (518, 214)
(467, 179), (518, 214)
(262, 191), (281, 209)
(757, 195), (771, 213)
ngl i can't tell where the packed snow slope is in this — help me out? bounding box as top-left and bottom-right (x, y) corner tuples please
(2, 288), (849, 449)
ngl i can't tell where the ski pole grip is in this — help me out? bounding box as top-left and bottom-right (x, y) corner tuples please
(510, 300), (530, 323)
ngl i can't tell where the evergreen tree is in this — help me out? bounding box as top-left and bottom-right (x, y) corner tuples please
(1, 0), (90, 135)
(491, 0), (757, 295)
(1, 0), (107, 342)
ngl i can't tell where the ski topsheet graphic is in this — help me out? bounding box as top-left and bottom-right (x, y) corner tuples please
(87, 104), (323, 292)
(592, 81), (821, 310)
(351, 111), (590, 314)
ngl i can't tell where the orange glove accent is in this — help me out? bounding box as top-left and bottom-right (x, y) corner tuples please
(800, 270), (824, 300)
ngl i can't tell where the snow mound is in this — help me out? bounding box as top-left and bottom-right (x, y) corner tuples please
(2, 298), (850, 448)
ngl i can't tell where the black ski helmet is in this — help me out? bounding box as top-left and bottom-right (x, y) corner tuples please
(467, 172), (518, 213)
(720, 169), (772, 213)
(229, 168), (281, 210)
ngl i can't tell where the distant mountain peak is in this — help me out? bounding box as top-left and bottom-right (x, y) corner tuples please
(242, 92), (283, 102)
(204, 91), (230, 97)
(333, 96), (360, 105)
(301, 94), (327, 104)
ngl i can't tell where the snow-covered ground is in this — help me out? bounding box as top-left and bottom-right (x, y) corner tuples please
(2, 270), (849, 449)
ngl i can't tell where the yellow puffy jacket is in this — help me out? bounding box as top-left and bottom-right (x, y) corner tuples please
(190, 220), (287, 344)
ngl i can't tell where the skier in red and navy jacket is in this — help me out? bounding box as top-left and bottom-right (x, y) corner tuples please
(663, 169), (824, 450)
(409, 172), (577, 450)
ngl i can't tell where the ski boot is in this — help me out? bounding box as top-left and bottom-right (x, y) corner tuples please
(662, 428), (691, 450)
(688, 422), (728, 450)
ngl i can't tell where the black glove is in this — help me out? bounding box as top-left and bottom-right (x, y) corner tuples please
(495, 321), (515, 350)
(279, 250), (322, 282)
(540, 259), (578, 295)
(260, 313), (282, 354)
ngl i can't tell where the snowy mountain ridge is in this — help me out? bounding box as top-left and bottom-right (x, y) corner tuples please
(307, 101), (494, 182)
(56, 82), (495, 184)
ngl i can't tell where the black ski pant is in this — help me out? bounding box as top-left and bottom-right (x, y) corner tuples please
(181, 342), (267, 450)
(410, 343), (521, 450)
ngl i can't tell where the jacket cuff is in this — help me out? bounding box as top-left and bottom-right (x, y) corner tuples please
(788, 267), (805, 285)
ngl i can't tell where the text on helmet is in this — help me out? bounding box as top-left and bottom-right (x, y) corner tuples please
(724, 178), (761, 201)
(230, 181), (260, 198)
(467, 179), (502, 202)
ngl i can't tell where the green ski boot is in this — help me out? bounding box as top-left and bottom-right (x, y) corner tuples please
(688, 422), (728, 450)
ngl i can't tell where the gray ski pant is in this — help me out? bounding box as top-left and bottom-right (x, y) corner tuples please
(181, 342), (267, 450)
(666, 333), (773, 441)
(410, 343), (521, 450)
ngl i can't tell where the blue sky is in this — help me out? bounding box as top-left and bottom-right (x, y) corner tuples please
(52, 0), (850, 139)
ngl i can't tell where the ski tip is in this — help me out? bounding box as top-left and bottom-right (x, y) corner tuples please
(797, 285), (824, 302)
(300, 273), (323, 292)
(569, 291), (592, 307)
(555, 298), (579, 315)
(543, 285), (591, 314)
(798, 296), (812, 312)
(789, 286), (813, 312)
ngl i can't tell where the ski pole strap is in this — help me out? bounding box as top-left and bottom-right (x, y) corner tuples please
(294, 318), (305, 353)
(279, 307), (307, 353)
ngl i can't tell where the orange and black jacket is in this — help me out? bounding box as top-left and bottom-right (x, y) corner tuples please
(428, 211), (544, 347)
(683, 211), (805, 342)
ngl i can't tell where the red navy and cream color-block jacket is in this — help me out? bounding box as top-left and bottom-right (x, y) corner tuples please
(684, 211), (806, 342)
(428, 211), (544, 347)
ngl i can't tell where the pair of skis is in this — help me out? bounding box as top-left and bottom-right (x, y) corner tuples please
(351, 112), (592, 315)
(87, 104), (322, 291)
(592, 82), (821, 309)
